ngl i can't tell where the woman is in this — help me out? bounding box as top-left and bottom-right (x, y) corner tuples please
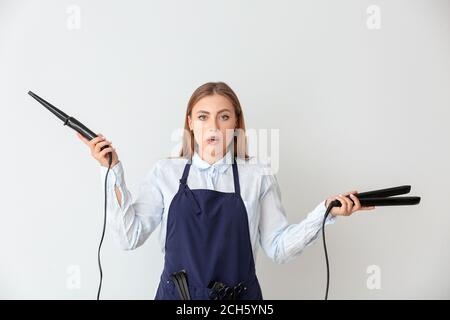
(77, 82), (375, 300)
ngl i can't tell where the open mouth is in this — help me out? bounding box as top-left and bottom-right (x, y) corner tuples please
(206, 136), (220, 144)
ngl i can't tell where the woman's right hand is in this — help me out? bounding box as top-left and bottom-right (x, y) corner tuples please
(76, 132), (119, 168)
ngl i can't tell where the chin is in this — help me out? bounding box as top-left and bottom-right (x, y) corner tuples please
(203, 144), (225, 153)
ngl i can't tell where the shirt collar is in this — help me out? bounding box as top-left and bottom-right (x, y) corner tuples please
(192, 149), (233, 174)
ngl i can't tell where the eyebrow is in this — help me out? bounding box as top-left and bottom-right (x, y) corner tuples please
(196, 109), (232, 114)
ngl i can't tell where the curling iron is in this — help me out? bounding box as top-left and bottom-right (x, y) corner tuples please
(28, 91), (110, 151)
(28, 91), (112, 300)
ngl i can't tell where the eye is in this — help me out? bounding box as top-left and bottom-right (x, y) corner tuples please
(221, 115), (230, 120)
(198, 115), (207, 120)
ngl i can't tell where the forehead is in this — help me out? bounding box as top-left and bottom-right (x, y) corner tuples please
(192, 94), (233, 113)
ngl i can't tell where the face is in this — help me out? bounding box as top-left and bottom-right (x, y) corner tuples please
(188, 94), (237, 158)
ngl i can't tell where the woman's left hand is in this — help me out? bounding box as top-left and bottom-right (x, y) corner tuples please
(325, 190), (376, 217)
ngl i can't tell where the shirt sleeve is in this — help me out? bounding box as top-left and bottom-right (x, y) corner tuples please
(258, 168), (337, 264)
(99, 161), (164, 250)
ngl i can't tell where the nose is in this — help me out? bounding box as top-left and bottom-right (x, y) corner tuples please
(207, 116), (219, 131)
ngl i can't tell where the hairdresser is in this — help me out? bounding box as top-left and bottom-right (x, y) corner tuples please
(77, 82), (376, 300)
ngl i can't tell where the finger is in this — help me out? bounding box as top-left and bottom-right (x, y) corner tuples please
(342, 190), (358, 196)
(349, 194), (361, 212)
(359, 206), (376, 210)
(99, 147), (114, 157)
(336, 195), (347, 213)
(341, 191), (358, 210)
(338, 195), (353, 215)
(340, 194), (353, 211)
(90, 135), (106, 148)
(94, 140), (112, 154)
(95, 140), (112, 153)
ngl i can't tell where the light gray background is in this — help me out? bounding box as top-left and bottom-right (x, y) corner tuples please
(1, 0), (449, 299)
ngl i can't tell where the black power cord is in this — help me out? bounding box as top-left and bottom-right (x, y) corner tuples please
(322, 200), (339, 300)
(97, 152), (113, 300)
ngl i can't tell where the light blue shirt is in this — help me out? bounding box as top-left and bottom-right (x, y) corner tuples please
(100, 150), (337, 264)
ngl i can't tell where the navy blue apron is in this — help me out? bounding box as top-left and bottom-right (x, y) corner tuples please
(154, 156), (263, 300)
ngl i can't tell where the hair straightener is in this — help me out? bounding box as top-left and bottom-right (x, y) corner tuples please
(322, 185), (421, 300)
(329, 185), (420, 208)
(28, 91), (112, 300)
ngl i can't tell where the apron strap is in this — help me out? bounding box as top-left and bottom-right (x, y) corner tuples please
(179, 158), (202, 215)
(179, 158), (192, 186)
(232, 157), (241, 196)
